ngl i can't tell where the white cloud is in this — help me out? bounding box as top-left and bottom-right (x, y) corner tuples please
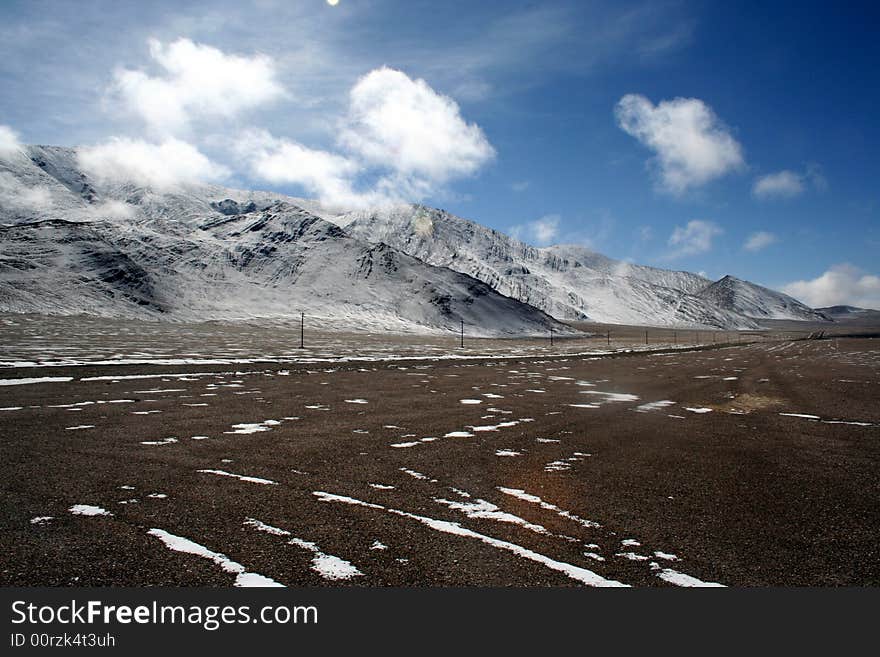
(752, 165), (827, 200)
(234, 129), (382, 209)
(752, 170), (804, 199)
(238, 67), (495, 207)
(90, 200), (137, 220)
(509, 214), (560, 246)
(113, 38), (284, 134)
(339, 67), (495, 184)
(615, 94), (744, 194)
(743, 230), (778, 252)
(0, 171), (54, 213)
(77, 137), (228, 189)
(0, 125), (23, 157)
(510, 180), (530, 193)
(667, 219), (722, 258)
(531, 215), (560, 245)
(782, 264), (880, 309)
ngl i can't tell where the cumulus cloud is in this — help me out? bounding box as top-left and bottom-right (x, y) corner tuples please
(667, 219), (722, 258)
(339, 67), (495, 183)
(113, 38), (284, 134)
(782, 264), (880, 309)
(615, 94), (744, 194)
(77, 137), (228, 189)
(238, 67), (495, 207)
(743, 230), (778, 252)
(0, 125), (24, 157)
(509, 214), (560, 246)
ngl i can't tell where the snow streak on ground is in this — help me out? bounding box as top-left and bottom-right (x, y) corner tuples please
(244, 518), (362, 581)
(148, 528), (283, 587)
(313, 491), (627, 587)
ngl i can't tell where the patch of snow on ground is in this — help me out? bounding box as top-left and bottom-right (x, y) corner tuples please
(314, 491), (626, 587)
(498, 487), (600, 528)
(634, 401), (676, 413)
(69, 504), (112, 516)
(434, 497), (548, 535)
(0, 376), (73, 386)
(149, 527), (283, 587)
(197, 469), (277, 485)
(244, 518), (363, 581)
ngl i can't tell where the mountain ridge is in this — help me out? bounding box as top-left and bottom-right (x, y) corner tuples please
(0, 144), (831, 333)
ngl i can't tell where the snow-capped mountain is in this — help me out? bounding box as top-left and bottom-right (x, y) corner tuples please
(342, 205), (780, 328)
(0, 145), (827, 332)
(0, 146), (564, 336)
(696, 275), (828, 322)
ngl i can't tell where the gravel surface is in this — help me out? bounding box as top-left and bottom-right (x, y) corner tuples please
(2, 334), (878, 587)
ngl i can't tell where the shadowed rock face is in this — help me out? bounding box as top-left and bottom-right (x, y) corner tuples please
(0, 146), (565, 336)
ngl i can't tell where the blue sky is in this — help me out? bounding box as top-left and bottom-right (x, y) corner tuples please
(1, 0), (878, 307)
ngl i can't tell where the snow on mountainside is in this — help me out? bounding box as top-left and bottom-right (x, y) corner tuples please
(1, 145), (827, 332)
(0, 146), (564, 336)
(342, 205), (772, 328)
(696, 275), (828, 322)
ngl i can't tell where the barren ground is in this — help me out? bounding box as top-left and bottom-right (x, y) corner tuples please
(1, 319), (878, 587)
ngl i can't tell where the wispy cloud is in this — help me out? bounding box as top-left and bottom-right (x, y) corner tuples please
(509, 214), (561, 247)
(743, 230), (778, 252)
(752, 164), (827, 200)
(0, 124), (23, 156)
(615, 94), (744, 194)
(782, 264), (880, 309)
(666, 219), (723, 258)
(0, 171), (55, 214)
(752, 170), (803, 199)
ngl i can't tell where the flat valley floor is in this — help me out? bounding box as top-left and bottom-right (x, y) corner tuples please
(1, 328), (879, 586)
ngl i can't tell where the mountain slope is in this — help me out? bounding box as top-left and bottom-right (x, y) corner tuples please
(0, 146), (564, 336)
(696, 275), (828, 322)
(342, 205), (761, 328)
(1, 144), (829, 333)
(817, 305), (880, 325)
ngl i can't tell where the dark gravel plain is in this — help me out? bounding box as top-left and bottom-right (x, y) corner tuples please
(1, 332), (878, 587)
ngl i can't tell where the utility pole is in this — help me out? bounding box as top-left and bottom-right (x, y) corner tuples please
(550, 326), (554, 346)
(460, 319), (464, 348)
(645, 330), (648, 345)
(607, 330), (611, 346)
(299, 312), (304, 349)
